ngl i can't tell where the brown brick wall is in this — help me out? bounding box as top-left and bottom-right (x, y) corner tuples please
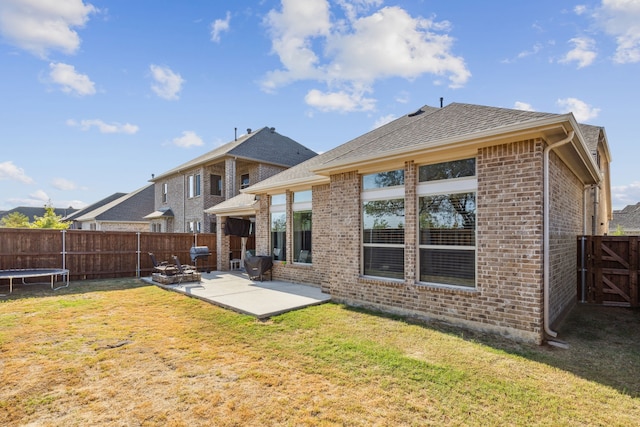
(252, 138), (588, 344)
(326, 140), (547, 343)
(548, 150), (583, 324)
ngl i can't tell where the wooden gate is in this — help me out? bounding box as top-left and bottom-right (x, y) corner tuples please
(578, 236), (639, 307)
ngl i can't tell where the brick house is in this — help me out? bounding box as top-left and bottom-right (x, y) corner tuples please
(147, 127), (317, 265)
(212, 103), (611, 344)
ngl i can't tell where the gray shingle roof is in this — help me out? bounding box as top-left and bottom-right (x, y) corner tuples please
(610, 203), (640, 234)
(73, 184), (155, 222)
(246, 102), (585, 193)
(152, 127), (317, 181)
(578, 123), (603, 155)
(64, 192), (127, 221)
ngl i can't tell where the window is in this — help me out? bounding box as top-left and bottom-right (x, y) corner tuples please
(362, 170), (405, 279)
(293, 190), (312, 264)
(271, 194), (286, 261)
(188, 174), (201, 198)
(162, 183), (168, 203)
(418, 158), (476, 287)
(187, 221), (202, 233)
(241, 173), (250, 189)
(210, 174), (222, 196)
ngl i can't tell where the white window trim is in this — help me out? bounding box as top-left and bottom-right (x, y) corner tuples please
(417, 174), (477, 289)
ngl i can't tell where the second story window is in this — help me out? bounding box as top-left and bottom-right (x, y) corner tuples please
(241, 173), (250, 189)
(188, 174), (201, 198)
(210, 174), (222, 196)
(162, 183), (168, 203)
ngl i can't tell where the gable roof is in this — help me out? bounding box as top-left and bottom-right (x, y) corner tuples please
(245, 102), (607, 195)
(72, 184), (154, 222)
(610, 203), (640, 233)
(64, 192), (127, 221)
(151, 126), (317, 182)
(1, 206), (78, 222)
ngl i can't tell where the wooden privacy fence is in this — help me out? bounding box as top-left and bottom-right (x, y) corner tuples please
(0, 229), (217, 281)
(578, 235), (639, 307)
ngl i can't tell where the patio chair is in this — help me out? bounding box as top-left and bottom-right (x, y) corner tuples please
(172, 255), (200, 283)
(149, 252), (177, 275)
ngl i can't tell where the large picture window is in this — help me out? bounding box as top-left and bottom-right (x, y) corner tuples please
(271, 194), (286, 261)
(293, 190), (312, 264)
(362, 169), (405, 280)
(418, 158), (476, 287)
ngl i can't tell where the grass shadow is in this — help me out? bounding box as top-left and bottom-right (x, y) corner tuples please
(342, 303), (640, 398)
(0, 277), (152, 301)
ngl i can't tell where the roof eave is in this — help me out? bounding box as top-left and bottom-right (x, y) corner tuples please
(241, 175), (329, 195)
(205, 203), (259, 216)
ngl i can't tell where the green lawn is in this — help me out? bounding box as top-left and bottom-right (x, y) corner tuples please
(1, 278), (639, 426)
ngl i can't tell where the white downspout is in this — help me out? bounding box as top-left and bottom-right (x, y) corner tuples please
(543, 130), (575, 339)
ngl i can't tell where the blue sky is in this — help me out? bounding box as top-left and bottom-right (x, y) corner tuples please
(0, 0), (639, 212)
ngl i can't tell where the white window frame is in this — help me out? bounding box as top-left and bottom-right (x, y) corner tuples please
(270, 194), (287, 261)
(293, 190), (312, 264)
(361, 171), (405, 281)
(417, 169), (477, 288)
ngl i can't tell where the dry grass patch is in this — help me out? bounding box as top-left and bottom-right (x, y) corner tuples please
(1, 278), (639, 426)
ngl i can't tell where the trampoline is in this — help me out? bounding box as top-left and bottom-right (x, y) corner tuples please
(0, 269), (69, 294)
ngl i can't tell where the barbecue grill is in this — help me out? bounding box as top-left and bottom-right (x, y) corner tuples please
(189, 246), (211, 273)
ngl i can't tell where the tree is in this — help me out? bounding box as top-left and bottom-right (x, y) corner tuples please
(30, 204), (71, 229)
(0, 212), (30, 228)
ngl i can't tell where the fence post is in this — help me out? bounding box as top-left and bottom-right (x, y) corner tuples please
(136, 232), (141, 278)
(61, 229), (67, 271)
(630, 237), (638, 307)
(579, 235), (587, 303)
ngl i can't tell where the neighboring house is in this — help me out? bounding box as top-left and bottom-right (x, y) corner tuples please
(609, 203), (640, 234)
(66, 185), (154, 232)
(210, 102), (612, 345)
(1, 206), (78, 222)
(147, 126), (317, 262)
(64, 192), (127, 228)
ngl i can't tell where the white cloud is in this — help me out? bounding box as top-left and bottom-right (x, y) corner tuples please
(612, 181), (640, 208)
(263, 1), (470, 112)
(150, 64), (184, 100)
(211, 11), (231, 43)
(0, 0), (96, 58)
(49, 62), (96, 96)
(304, 88), (375, 112)
(0, 161), (34, 184)
(395, 91), (410, 104)
(574, 5), (588, 15)
(51, 178), (77, 191)
(372, 114), (397, 129)
(67, 118), (139, 134)
(29, 189), (50, 203)
(559, 37), (597, 68)
(595, 0), (640, 63)
(556, 97), (601, 122)
(172, 131), (204, 148)
(514, 101), (535, 111)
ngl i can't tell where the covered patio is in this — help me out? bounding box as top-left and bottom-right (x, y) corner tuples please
(142, 271), (330, 319)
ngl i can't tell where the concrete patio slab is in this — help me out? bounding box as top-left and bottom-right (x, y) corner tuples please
(142, 271), (331, 318)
